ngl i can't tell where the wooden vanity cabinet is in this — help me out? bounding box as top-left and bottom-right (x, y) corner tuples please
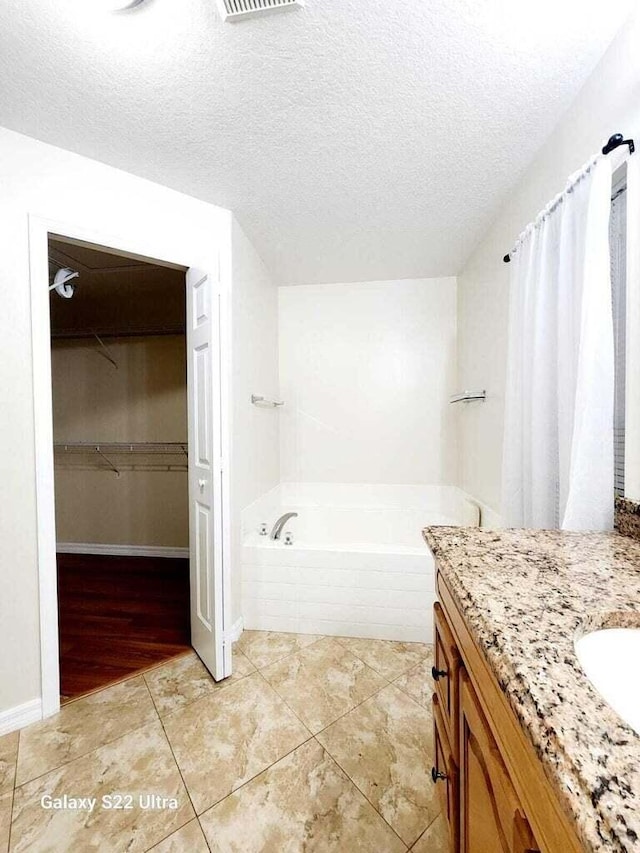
(431, 568), (583, 853)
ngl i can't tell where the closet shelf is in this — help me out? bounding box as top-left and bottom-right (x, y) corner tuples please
(54, 442), (188, 454)
(53, 442), (188, 475)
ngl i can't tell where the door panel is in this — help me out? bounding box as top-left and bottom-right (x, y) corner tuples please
(459, 671), (540, 853)
(187, 267), (224, 680)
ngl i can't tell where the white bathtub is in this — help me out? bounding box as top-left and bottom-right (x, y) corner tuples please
(241, 483), (480, 643)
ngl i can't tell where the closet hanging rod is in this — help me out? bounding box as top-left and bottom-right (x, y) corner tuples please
(503, 132), (635, 263)
(51, 325), (186, 340)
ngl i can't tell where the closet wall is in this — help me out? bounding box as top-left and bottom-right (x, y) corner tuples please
(52, 335), (188, 548)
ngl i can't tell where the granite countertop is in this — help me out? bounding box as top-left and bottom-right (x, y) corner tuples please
(422, 525), (640, 853)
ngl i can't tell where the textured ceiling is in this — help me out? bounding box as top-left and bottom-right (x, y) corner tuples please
(0, 0), (633, 284)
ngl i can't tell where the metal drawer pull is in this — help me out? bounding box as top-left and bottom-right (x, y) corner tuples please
(431, 666), (448, 681)
(431, 767), (447, 783)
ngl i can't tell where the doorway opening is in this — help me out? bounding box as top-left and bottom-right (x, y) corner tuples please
(49, 237), (191, 702)
(31, 217), (229, 718)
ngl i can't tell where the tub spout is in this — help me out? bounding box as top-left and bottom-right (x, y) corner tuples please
(270, 512), (298, 540)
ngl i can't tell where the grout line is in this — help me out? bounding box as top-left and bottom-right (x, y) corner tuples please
(5, 787), (15, 853)
(313, 738), (409, 850)
(144, 662), (254, 722)
(253, 668), (316, 738)
(12, 716), (159, 792)
(238, 633), (327, 671)
(140, 815), (195, 853)
(196, 732), (316, 818)
(196, 816), (213, 852)
(407, 811), (442, 851)
(256, 643), (394, 738)
(146, 683), (201, 841)
(60, 649), (193, 707)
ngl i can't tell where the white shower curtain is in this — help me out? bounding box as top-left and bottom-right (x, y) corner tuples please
(502, 156), (614, 530)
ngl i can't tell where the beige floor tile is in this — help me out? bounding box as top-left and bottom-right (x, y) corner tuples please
(149, 818), (210, 852)
(231, 648), (256, 677)
(235, 631), (323, 669)
(317, 683), (436, 846)
(411, 814), (448, 852)
(145, 649), (255, 717)
(0, 732), (19, 793)
(393, 653), (435, 711)
(16, 676), (157, 786)
(1, 791), (12, 853)
(336, 638), (431, 681)
(199, 739), (406, 853)
(261, 638), (387, 734)
(163, 672), (310, 814)
(10, 721), (193, 853)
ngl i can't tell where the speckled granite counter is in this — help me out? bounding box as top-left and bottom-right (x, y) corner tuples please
(422, 526), (640, 853)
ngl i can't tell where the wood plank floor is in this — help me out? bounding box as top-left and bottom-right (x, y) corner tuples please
(57, 553), (191, 703)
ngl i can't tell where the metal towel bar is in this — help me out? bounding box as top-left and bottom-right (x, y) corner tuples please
(251, 395), (285, 408)
(449, 391), (486, 404)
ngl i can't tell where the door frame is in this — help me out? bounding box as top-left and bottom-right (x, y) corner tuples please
(29, 214), (232, 718)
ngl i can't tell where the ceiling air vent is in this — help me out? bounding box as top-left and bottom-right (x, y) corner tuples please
(217, 0), (304, 22)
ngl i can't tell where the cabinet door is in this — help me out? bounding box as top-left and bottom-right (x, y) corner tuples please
(459, 671), (540, 853)
(433, 602), (462, 759)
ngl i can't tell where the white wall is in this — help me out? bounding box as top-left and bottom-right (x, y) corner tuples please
(457, 6), (640, 516)
(279, 278), (457, 485)
(0, 127), (234, 719)
(230, 220), (280, 623)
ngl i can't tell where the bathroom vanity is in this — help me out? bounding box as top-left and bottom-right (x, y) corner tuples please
(423, 521), (640, 853)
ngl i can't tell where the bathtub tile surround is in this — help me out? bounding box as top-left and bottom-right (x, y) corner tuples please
(199, 740), (406, 853)
(162, 673), (310, 813)
(144, 649), (255, 718)
(614, 496), (640, 541)
(15, 676), (157, 786)
(235, 630), (324, 669)
(423, 525), (640, 852)
(11, 722), (193, 853)
(260, 638), (387, 734)
(317, 683), (438, 846)
(241, 483), (485, 643)
(4, 631), (446, 851)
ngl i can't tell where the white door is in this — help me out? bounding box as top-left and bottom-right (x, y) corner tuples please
(186, 267), (225, 680)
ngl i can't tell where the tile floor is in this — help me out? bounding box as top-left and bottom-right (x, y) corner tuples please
(1, 632), (447, 852)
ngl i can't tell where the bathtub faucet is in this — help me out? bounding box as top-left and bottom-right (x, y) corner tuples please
(270, 512), (298, 540)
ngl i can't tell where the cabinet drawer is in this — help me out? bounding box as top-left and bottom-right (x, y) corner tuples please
(459, 670), (541, 853)
(432, 694), (459, 853)
(433, 601), (461, 759)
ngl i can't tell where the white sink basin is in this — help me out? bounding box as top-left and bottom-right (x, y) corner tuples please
(575, 628), (640, 735)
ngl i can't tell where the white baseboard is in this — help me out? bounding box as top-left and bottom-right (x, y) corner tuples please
(0, 698), (42, 736)
(56, 543), (189, 559)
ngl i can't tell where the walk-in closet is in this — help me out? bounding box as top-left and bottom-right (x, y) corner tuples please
(49, 237), (191, 702)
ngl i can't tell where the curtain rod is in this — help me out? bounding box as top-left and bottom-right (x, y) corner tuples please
(503, 132), (635, 264)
